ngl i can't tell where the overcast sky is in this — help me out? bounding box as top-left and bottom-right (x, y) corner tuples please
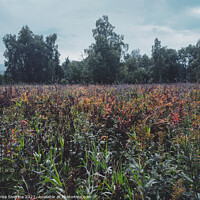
(0, 0), (200, 64)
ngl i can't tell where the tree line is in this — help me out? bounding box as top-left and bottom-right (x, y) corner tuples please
(1, 15), (200, 84)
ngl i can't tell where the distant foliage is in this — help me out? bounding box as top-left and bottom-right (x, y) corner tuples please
(62, 18), (200, 84)
(84, 15), (128, 84)
(3, 26), (63, 84)
(2, 16), (200, 84)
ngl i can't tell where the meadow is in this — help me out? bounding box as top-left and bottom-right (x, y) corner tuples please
(0, 84), (200, 199)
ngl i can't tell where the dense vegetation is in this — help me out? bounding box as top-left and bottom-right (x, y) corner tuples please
(1, 84), (200, 199)
(2, 27), (62, 84)
(1, 15), (200, 84)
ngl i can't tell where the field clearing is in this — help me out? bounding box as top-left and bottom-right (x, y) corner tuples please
(0, 84), (200, 199)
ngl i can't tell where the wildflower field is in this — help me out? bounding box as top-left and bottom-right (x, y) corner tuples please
(0, 84), (200, 199)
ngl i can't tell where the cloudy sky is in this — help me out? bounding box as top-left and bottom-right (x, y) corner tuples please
(0, 0), (200, 64)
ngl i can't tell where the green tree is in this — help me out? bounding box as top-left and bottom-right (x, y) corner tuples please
(124, 49), (141, 72)
(62, 58), (90, 84)
(67, 61), (83, 83)
(3, 34), (21, 83)
(85, 15), (128, 84)
(0, 74), (4, 84)
(151, 38), (181, 83)
(3, 26), (61, 83)
(178, 44), (198, 82)
(177, 49), (187, 82)
(45, 34), (62, 83)
(151, 38), (165, 83)
(162, 49), (179, 83)
(140, 54), (152, 70)
(194, 40), (200, 82)
(123, 50), (151, 84)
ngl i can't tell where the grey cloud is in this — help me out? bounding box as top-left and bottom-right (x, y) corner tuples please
(0, 0), (200, 63)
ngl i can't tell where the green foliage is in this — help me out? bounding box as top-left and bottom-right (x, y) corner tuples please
(3, 26), (63, 84)
(62, 60), (90, 84)
(178, 40), (200, 83)
(123, 50), (151, 84)
(0, 74), (4, 84)
(1, 17), (200, 84)
(85, 15), (128, 84)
